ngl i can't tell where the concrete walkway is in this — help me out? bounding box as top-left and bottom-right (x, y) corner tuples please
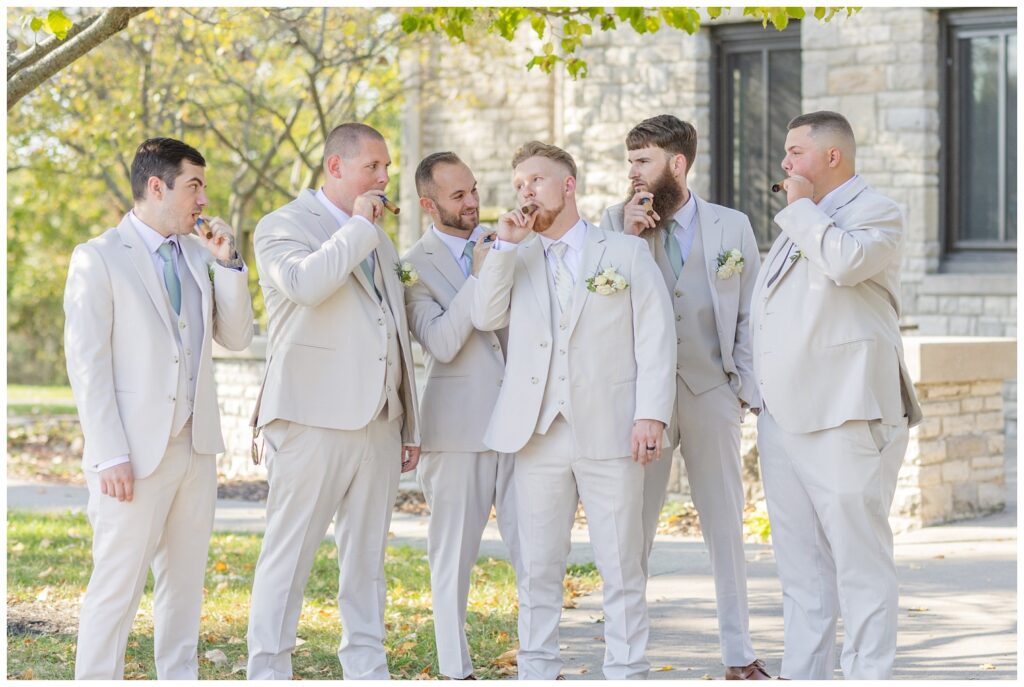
(8, 470), (1016, 681)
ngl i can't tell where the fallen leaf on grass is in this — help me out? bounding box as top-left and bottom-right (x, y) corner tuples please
(19, 669), (34, 679)
(204, 649), (229, 668)
(36, 586), (51, 602)
(11, 542), (25, 553)
(494, 648), (518, 669)
(39, 538), (52, 549)
(38, 566), (54, 579)
(232, 660), (247, 674)
(228, 636), (245, 645)
(396, 641), (417, 653)
(579, 667), (588, 675)
(701, 674), (714, 680)
(295, 637), (306, 647)
(213, 561), (228, 572)
(655, 665), (674, 672)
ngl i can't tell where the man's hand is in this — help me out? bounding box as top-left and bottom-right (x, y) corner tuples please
(631, 419), (666, 465)
(99, 463), (135, 502)
(472, 231), (497, 276)
(782, 175), (814, 205)
(197, 216), (238, 263)
(352, 190), (387, 223)
(401, 444), (421, 473)
(495, 207), (535, 244)
(623, 192), (659, 236)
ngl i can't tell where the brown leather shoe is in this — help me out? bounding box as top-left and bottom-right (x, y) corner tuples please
(725, 659), (772, 680)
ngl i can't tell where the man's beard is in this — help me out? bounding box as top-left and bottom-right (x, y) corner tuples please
(437, 204), (477, 233)
(531, 195), (565, 233)
(626, 166), (684, 230)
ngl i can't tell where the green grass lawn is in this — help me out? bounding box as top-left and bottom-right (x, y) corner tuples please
(7, 510), (600, 680)
(8, 385), (78, 417)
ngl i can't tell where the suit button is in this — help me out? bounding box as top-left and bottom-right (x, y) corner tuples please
(540, 342), (548, 348)
(169, 396), (175, 402)
(676, 314), (682, 321)
(559, 400), (565, 405)
(676, 338), (681, 345)
(174, 357), (179, 363)
(378, 318), (384, 325)
(179, 321), (186, 329)
(492, 344), (500, 350)
(497, 380), (503, 387)
(379, 356), (385, 361)
(558, 376), (566, 381)
(674, 289), (682, 298)
(531, 377), (539, 384)
(559, 323), (567, 330)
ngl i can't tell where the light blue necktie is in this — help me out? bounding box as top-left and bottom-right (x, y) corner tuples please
(157, 242), (181, 314)
(664, 220), (684, 279)
(462, 240), (476, 277)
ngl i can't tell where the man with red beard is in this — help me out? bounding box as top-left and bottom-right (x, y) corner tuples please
(472, 141), (676, 679)
(600, 115), (769, 680)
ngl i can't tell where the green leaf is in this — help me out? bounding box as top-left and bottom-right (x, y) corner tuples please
(30, 16), (43, 32)
(787, 7), (806, 19)
(814, 7), (827, 20)
(772, 10), (790, 31)
(530, 14), (545, 39)
(566, 57), (588, 80)
(542, 41), (553, 56)
(399, 13), (419, 33)
(707, 7), (723, 19)
(43, 9), (73, 40)
(599, 14), (616, 31)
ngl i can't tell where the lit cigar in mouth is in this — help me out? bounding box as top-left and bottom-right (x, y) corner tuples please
(771, 180), (787, 193)
(638, 196), (655, 215)
(520, 203), (538, 216)
(195, 216), (213, 240)
(381, 195), (400, 215)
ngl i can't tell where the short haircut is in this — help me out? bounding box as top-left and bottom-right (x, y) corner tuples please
(129, 137), (206, 201)
(511, 141), (577, 179)
(415, 151), (463, 197)
(626, 114), (698, 172)
(323, 122), (384, 163)
(788, 110), (856, 149)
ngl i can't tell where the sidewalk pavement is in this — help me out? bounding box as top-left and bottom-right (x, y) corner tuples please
(8, 471), (1016, 681)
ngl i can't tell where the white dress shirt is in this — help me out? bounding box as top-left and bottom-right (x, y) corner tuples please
(315, 187), (377, 272)
(432, 224), (486, 278)
(537, 218), (587, 283)
(669, 192), (698, 263)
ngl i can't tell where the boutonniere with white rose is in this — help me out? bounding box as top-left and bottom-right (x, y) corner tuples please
(394, 261), (419, 286)
(208, 263), (216, 284)
(715, 249), (744, 280)
(586, 266), (628, 295)
(789, 249), (805, 262)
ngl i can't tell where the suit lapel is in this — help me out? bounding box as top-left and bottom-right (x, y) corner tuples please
(423, 228), (467, 292)
(647, 228), (677, 291)
(696, 197), (723, 315)
(567, 222), (606, 336)
(298, 189), (380, 301)
(116, 217), (176, 339)
(520, 236), (551, 326)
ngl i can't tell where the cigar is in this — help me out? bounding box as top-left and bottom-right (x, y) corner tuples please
(520, 203), (538, 216)
(381, 195), (400, 215)
(638, 196), (654, 215)
(771, 180), (787, 193)
(195, 216), (213, 239)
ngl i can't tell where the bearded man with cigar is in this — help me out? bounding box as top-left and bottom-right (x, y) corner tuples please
(64, 137), (254, 679)
(472, 141), (675, 679)
(247, 122), (421, 679)
(751, 110), (922, 679)
(599, 115), (767, 680)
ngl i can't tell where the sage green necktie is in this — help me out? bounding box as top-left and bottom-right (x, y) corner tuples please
(462, 240), (476, 277)
(664, 220), (684, 279)
(157, 242), (181, 314)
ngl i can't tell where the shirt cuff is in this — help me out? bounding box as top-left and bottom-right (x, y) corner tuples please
(95, 455), (130, 472)
(214, 255), (247, 272)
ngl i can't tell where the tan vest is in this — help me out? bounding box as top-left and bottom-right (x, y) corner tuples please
(163, 253), (204, 438)
(673, 226), (728, 395)
(535, 263), (573, 434)
(368, 255), (405, 422)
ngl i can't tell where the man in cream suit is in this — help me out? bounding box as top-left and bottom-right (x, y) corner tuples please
(64, 137), (254, 679)
(247, 123), (421, 680)
(599, 115), (769, 680)
(473, 141), (675, 680)
(751, 111), (923, 680)
(401, 152), (523, 680)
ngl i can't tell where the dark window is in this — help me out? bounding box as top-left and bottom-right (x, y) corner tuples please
(712, 22), (802, 250)
(943, 9), (1017, 256)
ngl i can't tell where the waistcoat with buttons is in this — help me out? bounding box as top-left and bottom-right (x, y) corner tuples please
(535, 261), (574, 434)
(163, 252), (204, 438)
(674, 224), (728, 395)
(367, 256), (404, 423)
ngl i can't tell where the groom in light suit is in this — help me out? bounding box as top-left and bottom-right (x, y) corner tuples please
(472, 141), (675, 679)
(600, 115), (769, 680)
(247, 123), (421, 679)
(401, 152), (523, 680)
(751, 111), (923, 679)
(65, 137), (254, 679)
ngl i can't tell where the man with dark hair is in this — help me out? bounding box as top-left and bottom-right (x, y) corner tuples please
(64, 137), (254, 679)
(599, 114), (768, 680)
(472, 141), (676, 679)
(401, 152), (522, 679)
(246, 122), (421, 679)
(751, 110), (922, 679)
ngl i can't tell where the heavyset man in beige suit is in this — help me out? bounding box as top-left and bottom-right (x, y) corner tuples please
(599, 115), (769, 681)
(472, 141), (676, 679)
(401, 152), (523, 679)
(64, 137), (254, 679)
(247, 123), (421, 680)
(751, 111), (922, 680)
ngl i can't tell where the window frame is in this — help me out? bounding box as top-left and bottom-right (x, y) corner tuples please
(711, 21), (802, 251)
(941, 8), (1017, 259)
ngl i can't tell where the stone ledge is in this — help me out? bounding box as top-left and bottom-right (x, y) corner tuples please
(918, 274), (1017, 296)
(903, 336), (1016, 384)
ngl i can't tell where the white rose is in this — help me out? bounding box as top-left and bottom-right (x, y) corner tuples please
(729, 249), (743, 262)
(718, 264), (734, 280)
(596, 284), (614, 296)
(613, 276), (627, 290)
(595, 275), (609, 286)
(732, 262), (743, 274)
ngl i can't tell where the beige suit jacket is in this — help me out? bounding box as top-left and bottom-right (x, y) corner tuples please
(471, 222), (676, 457)
(600, 195), (761, 409)
(750, 176), (923, 434)
(401, 229), (507, 453)
(63, 214), (254, 479)
(252, 189), (420, 444)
